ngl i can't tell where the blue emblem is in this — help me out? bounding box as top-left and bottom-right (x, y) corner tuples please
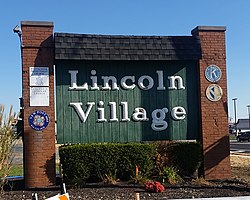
(206, 84), (223, 102)
(28, 110), (49, 131)
(205, 65), (222, 83)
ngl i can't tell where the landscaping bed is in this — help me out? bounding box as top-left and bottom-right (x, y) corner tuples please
(0, 155), (250, 199)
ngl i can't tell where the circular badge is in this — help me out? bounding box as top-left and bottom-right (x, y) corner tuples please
(28, 110), (49, 131)
(205, 65), (222, 83)
(206, 84), (223, 102)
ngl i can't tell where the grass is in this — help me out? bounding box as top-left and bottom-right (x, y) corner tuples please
(229, 135), (236, 140)
(8, 164), (61, 177)
(8, 165), (23, 176)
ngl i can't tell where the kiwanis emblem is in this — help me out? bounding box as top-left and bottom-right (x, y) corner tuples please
(205, 65), (222, 83)
(28, 110), (49, 131)
(205, 65), (221, 83)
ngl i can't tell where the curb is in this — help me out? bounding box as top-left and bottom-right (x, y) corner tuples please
(170, 196), (250, 200)
(230, 152), (250, 157)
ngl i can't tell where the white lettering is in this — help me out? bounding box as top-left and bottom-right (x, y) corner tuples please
(68, 70), (88, 90)
(171, 106), (186, 120)
(68, 68), (188, 132)
(120, 102), (130, 122)
(120, 76), (136, 90)
(97, 101), (106, 122)
(90, 70), (99, 90)
(156, 70), (165, 90)
(109, 102), (119, 122)
(101, 76), (119, 90)
(151, 108), (168, 131)
(68, 69), (186, 91)
(138, 75), (154, 90)
(70, 101), (187, 130)
(69, 102), (95, 122)
(132, 108), (149, 121)
(168, 76), (185, 90)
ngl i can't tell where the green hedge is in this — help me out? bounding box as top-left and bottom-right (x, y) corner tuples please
(166, 142), (202, 177)
(59, 142), (202, 186)
(59, 143), (157, 185)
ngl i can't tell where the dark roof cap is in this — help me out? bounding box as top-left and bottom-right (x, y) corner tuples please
(54, 33), (201, 61)
(191, 26), (226, 35)
(21, 21), (53, 27)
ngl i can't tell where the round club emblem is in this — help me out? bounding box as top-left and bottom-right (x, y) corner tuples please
(206, 84), (223, 102)
(28, 110), (49, 131)
(205, 65), (222, 83)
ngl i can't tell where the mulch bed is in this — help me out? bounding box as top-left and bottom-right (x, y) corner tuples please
(1, 179), (250, 199)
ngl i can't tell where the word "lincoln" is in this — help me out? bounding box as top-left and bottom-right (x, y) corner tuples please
(68, 70), (185, 91)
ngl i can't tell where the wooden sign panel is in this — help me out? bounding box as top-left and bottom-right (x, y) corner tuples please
(56, 60), (199, 144)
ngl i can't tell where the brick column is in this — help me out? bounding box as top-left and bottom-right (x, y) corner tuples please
(21, 21), (56, 188)
(192, 26), (231, 179)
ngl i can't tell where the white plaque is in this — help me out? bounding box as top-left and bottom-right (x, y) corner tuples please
(30, 67), (49, 86)
(30, 87), (49, 106)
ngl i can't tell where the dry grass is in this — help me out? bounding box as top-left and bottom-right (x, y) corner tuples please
(231, 154), (250, 183)
(192, 177), (216, 186)
(0, 105), (18, 191)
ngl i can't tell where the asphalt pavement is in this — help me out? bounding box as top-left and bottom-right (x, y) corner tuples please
(230, 139), (250, 154)
(11, 138), (60, 165)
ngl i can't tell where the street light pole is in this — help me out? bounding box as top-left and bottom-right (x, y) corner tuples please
(232, 98), (237, 134)
(247, 105), (250, 129)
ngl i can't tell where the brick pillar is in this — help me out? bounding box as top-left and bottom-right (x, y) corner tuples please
(21, 21), (56, 188)
(192, 26), (231, 179)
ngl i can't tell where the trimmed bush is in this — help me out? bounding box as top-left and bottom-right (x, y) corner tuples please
(166, 142), (202, 177)
(59, 141), (202, 186)
(155, 141), (202, 178)
(59, 143), (157, 185)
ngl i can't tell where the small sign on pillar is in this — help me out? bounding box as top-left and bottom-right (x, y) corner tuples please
(30, 67), (49, 86)
(30, 87), (49, 106)
(29, 67), (50, 106)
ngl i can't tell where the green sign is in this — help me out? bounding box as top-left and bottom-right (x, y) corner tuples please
(56, 60), (199, 144)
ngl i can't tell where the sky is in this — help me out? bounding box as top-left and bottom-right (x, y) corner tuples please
(0, 0), (249, 122)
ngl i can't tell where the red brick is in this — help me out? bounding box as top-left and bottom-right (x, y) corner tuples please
(21, 21), (56, 188)
(192, 27), (231, 180)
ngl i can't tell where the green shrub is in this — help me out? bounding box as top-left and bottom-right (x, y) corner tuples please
(59, 141), (202, 186)
(161, 166), (182, 185)
(166, 142), (202, 177)
(154, 141), (202, 178)
(59, 143), (157, 185)
(116, 144), (156, 180)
